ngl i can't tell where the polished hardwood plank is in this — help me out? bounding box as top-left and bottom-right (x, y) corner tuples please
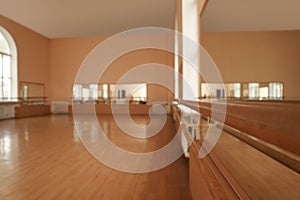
(0, 115), (191, 200)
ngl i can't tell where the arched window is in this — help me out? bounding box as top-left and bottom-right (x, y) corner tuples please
(0, 26), (17, 100)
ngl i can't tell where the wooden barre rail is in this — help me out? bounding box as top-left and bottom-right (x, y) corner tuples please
(175, 100), (300, 199)
(181, 123), (250, 199)
(179, 100), (300, 157)
(219, 123), (300, 174)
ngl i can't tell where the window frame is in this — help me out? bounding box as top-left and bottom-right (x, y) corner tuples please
(0, 26), (18, 100)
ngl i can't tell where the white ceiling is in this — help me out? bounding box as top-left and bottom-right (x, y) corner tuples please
(0, 0), (175, 38)
(202, 0), (300, 32)
(0, 0), (300, 38)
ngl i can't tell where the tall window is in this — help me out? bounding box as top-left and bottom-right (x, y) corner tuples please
(182, 0), (199, 100)
(174, 16), (179, 99)
(0, 27), (17, 100)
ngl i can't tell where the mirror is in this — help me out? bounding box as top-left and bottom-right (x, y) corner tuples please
(20, 82), (46, 104)
(201, 82), (283, 100)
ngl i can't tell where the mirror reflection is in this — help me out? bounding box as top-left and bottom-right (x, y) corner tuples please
(20, 82), (46, 104)
(201, 82), (283, 100)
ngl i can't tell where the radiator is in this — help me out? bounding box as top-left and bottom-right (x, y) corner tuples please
(0, 105), (16, 119)
(51, 101), (69, 114)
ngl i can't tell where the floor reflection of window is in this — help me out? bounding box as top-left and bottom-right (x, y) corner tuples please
(0, 136), (12, 159)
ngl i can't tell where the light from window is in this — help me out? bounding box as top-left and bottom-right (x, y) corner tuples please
(259, 87), (269, 100)
(82, 87), (89, 101)
(269, 82), (283, 99)
(174, 16), (179, 99)
(73, 84), (82, 101)
(110, 83), (147, 101)
(0, 32), (11, 99)
(89, 84), (98, 100)
(0, 27), (17, 100)
(248, 83), (259, 99)
(0, 33), (10, 54)
(182, 0), (199, 100)
(22, 85), (28, 99)
(102, 84), (109, 100)
(233, 83), (241, 98)
(201, 83), (226, 99)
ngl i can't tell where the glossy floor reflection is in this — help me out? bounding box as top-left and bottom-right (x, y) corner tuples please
(0, 115), (191, 200)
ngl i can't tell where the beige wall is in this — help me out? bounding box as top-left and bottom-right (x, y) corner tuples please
(0, 15), (50, 98)
(49, 36), (174, 102)
(201, 31), (300, 100)
(3, 13), (299, 102)
(0, 15), (174, 103)
(49, 36), (106, 101)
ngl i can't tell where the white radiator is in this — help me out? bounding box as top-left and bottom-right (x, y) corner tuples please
(51, 101), (69, 114)
(0, 105), (16, 119)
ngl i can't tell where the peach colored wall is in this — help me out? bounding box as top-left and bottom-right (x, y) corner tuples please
(101, 48), (174, 102)
(201, 31), (300, 100)
(49, 36), (106, 102)
(0, 15), (49, 97)
(49, 36), (174, 102)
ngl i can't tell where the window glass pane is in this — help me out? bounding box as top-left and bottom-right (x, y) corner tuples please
(102, 84), (108, 99)
(0, 32), (10, 54)
(0, 28), (16, 99)
(201, 83), (225, 99)
(0, 55), (2, 78)
(233, 83), (241, 98)
(82, 88), (89, 101)
(110, 83), (147, 101)
(249, 83), (259, 99)
(23, 85), (28, 99)
(3, 77), (11, 98)
(182, 0), (199, 100)
(131, 84), (147, 101)
(73, 84), (82, 100)
(269, 82), (283, 99)
(3, 55), (11, 78)
(259, 87), (268, 100)
(89, 84), (98, 100)
(174, 17), (179, 99)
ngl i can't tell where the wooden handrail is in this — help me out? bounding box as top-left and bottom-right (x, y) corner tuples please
(219, 124), (300, 174)
(179, 100), (300, 157)
(181, 123), (250, 199)
(176, 100), (300, 199)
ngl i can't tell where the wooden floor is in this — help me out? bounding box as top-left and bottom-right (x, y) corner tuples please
(0, 115), (191, 200)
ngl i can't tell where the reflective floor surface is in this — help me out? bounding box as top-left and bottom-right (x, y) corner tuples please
(0, 115), (191, 200)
